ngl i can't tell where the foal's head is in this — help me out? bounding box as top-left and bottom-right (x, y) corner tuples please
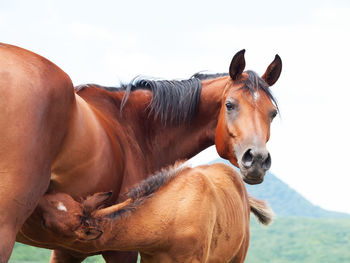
(215, 50), (282, 184)
(39, 192), (112, 241)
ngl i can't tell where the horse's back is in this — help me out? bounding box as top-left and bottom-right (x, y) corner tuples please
(1, 43), (71, 80)
(0, 43), (75, 122)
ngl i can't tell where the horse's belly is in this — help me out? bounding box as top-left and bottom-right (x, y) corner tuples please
(49, 160), (124, 199)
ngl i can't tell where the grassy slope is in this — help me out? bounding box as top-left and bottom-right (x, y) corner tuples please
(246, 217), (350, 263)
(10, 217), (350, 263)
(9, 244), (104, 263)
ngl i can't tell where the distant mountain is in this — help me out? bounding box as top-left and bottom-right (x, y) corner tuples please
(209, 159), (350, 218)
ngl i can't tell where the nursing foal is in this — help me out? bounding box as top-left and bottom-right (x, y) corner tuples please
(39, 163), (273, 263)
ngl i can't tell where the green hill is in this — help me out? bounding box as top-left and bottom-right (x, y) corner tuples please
(246, 171), (349, 218)
(246, 217), (350, 263)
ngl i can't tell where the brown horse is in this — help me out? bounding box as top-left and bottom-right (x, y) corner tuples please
(0, 43), (281, 262)
(37, 163), (273, 263)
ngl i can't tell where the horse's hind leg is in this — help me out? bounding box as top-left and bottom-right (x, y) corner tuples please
(0, 130), (59, 262)
(0, 97), (72, 262)
(49, 250), (138, 263)
(102, 251), (138, 263)
(0, 44), (75, 262)
(0, 166), (51, 263)
(50, 249), (87, 263)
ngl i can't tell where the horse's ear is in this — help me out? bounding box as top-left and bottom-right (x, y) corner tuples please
(262, 55), (282, 86)
(229, 49), (246, 80)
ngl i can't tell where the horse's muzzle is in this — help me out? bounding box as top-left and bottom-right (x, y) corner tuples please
(238, 148), (271, 184)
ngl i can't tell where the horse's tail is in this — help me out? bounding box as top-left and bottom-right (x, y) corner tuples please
(248, 195), (274, 225)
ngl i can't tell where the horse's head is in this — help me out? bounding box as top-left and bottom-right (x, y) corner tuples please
(215, 50), (282, 184)
(39, 192), (112, 241)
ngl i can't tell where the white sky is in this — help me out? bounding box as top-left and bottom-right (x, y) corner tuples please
(1, 0), (350, 213)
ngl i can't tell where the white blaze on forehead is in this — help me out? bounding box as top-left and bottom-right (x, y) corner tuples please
(57, 202), (68, 212)
(253, 91), (260, 101)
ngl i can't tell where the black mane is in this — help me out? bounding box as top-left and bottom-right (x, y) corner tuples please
(120, 77), (202, 125)
(192, 72), (228, 80)
(76, 71), (277, 126)
(77, 74), (228, 126)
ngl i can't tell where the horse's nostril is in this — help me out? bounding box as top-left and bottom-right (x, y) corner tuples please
(241, 148), (271, 171)
(262, 153), (271, 170)
(242, 149), (253, 168)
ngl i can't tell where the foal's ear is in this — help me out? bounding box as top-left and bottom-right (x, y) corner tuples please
(93, 198), (132, 218)
(83, 192), (113, 212)
(262, 54), (282, 86)
(229, 49), (246, 80)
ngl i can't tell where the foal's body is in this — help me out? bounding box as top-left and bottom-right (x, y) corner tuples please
(0, 43), (281, 262)
(40, 163), (273, 263)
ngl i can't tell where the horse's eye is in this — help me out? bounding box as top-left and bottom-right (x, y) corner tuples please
(270, 110), (278, 120)
(225, 102), (236, 111)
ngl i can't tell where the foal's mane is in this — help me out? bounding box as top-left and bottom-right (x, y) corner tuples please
(104, 164), (188, 219)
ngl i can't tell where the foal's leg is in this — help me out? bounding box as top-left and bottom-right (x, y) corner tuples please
(102, 251), (138, 263)
(230, 238), (249, 263)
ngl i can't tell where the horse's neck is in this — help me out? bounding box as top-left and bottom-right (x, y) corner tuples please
(138, 77), (227, 172)
(51, 78), (226, 195)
